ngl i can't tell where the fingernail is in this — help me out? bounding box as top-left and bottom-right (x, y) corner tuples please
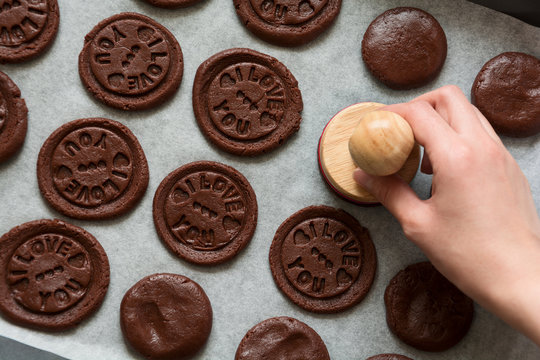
(353, 169), (373, 189)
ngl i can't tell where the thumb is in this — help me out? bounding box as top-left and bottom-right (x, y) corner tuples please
(353, 168), (426, 224)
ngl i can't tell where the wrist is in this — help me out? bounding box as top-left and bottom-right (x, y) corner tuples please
(480, 231), (540, 346)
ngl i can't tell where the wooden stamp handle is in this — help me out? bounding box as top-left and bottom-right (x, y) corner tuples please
(318, 103), (420, 204)
(348, 110), (415, 176)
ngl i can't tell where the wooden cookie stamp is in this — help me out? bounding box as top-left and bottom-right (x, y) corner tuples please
(318, 103), (420, 204)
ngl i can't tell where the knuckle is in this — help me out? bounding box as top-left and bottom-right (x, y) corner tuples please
(400, 211), (428, 240)
(439, 84), (463, 97)
(449, 140), (509, 175)
(453, 143), (474, 163)
(442, 143), (476, 174)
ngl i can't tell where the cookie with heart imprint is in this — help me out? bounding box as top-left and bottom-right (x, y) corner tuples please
(269, 205), (377, 313)
(153, 161), (258, 265)
(78, 12), (183, 110)
(37, 117), (149, 220)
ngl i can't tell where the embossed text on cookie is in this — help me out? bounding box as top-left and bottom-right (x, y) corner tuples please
(250, 0), (329, 24)
(0, 0), (50, 46)
(281, 218), (361, 298)
(89, 18), (170, 95)
(53, 127), (133, 207)
(37, 118), (149, 220)
(8, 234), (92, 313)
(165, 171), (246, 250)
(209, 63), (285, 140)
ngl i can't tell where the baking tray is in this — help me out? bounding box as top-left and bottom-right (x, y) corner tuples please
(0, 0), (539, 359)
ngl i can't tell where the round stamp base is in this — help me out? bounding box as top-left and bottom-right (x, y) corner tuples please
(318, 102), (420, 204)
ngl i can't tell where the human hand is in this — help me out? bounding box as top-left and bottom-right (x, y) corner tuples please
(353, 85), (540, 345)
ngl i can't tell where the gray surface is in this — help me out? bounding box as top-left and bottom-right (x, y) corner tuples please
(0, 336), (67, 360)
(0, 0), (539, 359)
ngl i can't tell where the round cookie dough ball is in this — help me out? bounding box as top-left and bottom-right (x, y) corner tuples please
(235, 317), (330, 360)
(472, 52), (540, 138)
(120, 274), (212, 359)
(361, 7), (447, 90)
(384, 262), (474, 352)
(366, 354), (413, 360)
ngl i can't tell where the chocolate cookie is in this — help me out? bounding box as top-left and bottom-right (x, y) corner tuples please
(366, 354), (413, 360)
(471, 52), (540, 138)
(233, 0), (342, 47)
(193, 48), (303, 156)
(361, 7), (447, 90)
(120, 273), (212, 360)
(269, 205), (377, 313)
(0, 0), (60, 63)
(37, 118), (149, 220)
(235, 316), (330, 360)
(0, 70), (27, 162)
(385, 262), (474, 352)
(0, 219), (109, 331)
(78, 12), (183, 111)
(143, 0), (202, 8)
(153, 161), (257, 265)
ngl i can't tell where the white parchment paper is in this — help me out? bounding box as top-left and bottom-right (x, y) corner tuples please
(1, 0), (539, 359)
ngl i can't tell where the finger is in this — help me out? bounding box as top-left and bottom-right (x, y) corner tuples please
(353, 168), (428, 224)
(471, 105), (504, 146)
(382, 101), (456, 157)
(413, 85), (485, 134)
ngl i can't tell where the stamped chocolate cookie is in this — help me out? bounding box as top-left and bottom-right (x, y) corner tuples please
(362, 7), (447, 90)
(37, 118), (149, 220)
(0, 0), (59, 63)
(233, 0), (342, 47)
(79, 12), (183, 111)
(143, 0), (202, 8)
(366, 354), (413, 360)
(153, 161), (257, 265)
(235, 317), (330, 360)
(0, 71), (27, 162)
(193, 48), (303, 156)
(121, 273), (212, 360)
(0, 219), (109, 331)
(385, 262), (474, 352)
(269, 205), (376, 313)
(472, 52), (540, 138)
